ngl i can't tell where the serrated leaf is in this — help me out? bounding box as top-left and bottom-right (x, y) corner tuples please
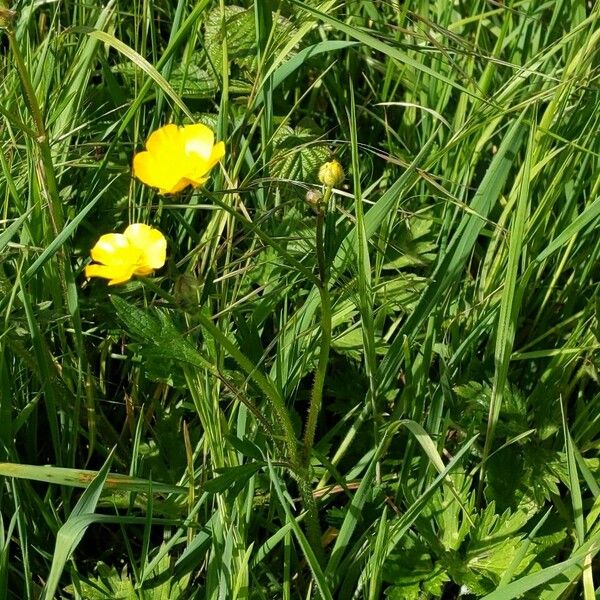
(444, 503), (538, 595)
(169, 64), (218, 99)
(204, 6), (255, 72)
(111, 296), (208, 370)
(67, 545), (191, 599)
(270, 125), (330, 182)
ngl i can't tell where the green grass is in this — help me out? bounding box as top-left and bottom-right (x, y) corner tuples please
(1, 0), (600, 598)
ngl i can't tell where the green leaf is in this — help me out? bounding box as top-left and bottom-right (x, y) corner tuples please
(480, 527), (600, 600)
(83, 29), (194, 120)
(0, 208), (33, 253)
(203, 464), (263, 494)
(41, 450), (115, 600)
(270, 125), (330, 182)
(268, 460), (334, 600)
(110, 296), (209, 370)
(0, 461), (186, 495)
(205, 6), (255, 72)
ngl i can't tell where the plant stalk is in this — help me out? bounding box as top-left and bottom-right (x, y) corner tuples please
(303, 187), (333, 463)
(298, 187), (334, 565)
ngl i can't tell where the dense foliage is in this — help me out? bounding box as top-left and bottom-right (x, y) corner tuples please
(1, 0), (599, 598)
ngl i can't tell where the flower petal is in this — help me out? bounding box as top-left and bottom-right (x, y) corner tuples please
(133, 123), (224, 193)
(124, 224), (167, 270)
(188, 176), (209, 188)
(90, 233), (140, 266)
(133, 151), (186, 194)
(185, 141), (225, 183)
(210, 141), (226, 164)
(181, 124), (214, 161)
(85, 262), (137, 286)
(146, 124), (181, 155)
(161, 177), (192, 195)
(133, 151), (160, 187)
(133, 265), (155, 276)
(203, 140), (226, 175)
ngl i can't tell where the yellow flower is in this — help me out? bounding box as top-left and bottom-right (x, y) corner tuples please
(85, 224), (167, 286)
(133, 123), (225, 194)
(318, 159), (344, 187)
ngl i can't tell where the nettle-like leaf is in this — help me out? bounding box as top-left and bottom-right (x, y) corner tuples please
(448, 503), (537, 596)
(385, 490), (539, 597)
(383, 536), (449, 599)
(204, 6), (296, 77)
(111, 296), (205, 387)
(270, 125), (330, 183)
(486, 444), (564, 512)
(68, 547), (190, 599)
(168, 64), (218, 99)
(452, 380), (530, 438)
(205, 6), (255, 72)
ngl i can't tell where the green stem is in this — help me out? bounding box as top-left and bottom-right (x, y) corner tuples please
(297, 473), (326, 566)
(199, 300), (325, 562)
(303, 283), (332, 463)
(315, 206), (328, 284)
(299, 186), (335, 564)
(303, 187), (333, 463)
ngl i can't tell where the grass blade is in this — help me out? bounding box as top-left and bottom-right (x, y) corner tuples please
(41, 449), (115, 600)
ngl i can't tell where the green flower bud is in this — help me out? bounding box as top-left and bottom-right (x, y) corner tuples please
(318, 159), (344, 187)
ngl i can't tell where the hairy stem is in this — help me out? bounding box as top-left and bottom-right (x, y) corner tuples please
(303, 188), (333, 463)
(298, 187), (335, 563)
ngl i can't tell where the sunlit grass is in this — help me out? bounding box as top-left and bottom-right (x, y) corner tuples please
(1, 1), (600, 598)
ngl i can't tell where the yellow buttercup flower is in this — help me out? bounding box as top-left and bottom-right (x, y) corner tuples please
(318, 159), (344, 187)
(133, 123), (225, 194)
(85, 224), (167, 286)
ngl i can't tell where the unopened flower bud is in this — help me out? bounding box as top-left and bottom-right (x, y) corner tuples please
(318, 159), (344, 187)
(305, 188), (323, 207)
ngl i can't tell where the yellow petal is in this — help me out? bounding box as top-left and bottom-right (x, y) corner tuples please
(90, 233), (141, 266)
(210, 141), (226, 164)
(85, 263), (137, 285)
(133, 151), (186, 194)
(133, 151), (160, 187)
(203, 140), (226, 175)
(133, 265), (155, 276)
(188, 176), (209, 188)
(185, 141), (225, 184)
(133, 123), (224, 193)
(180, 124), (215, 161)
(146, 124), (181, 155)
(123, 224), (167, 270)
(161, 177), (192, 195)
